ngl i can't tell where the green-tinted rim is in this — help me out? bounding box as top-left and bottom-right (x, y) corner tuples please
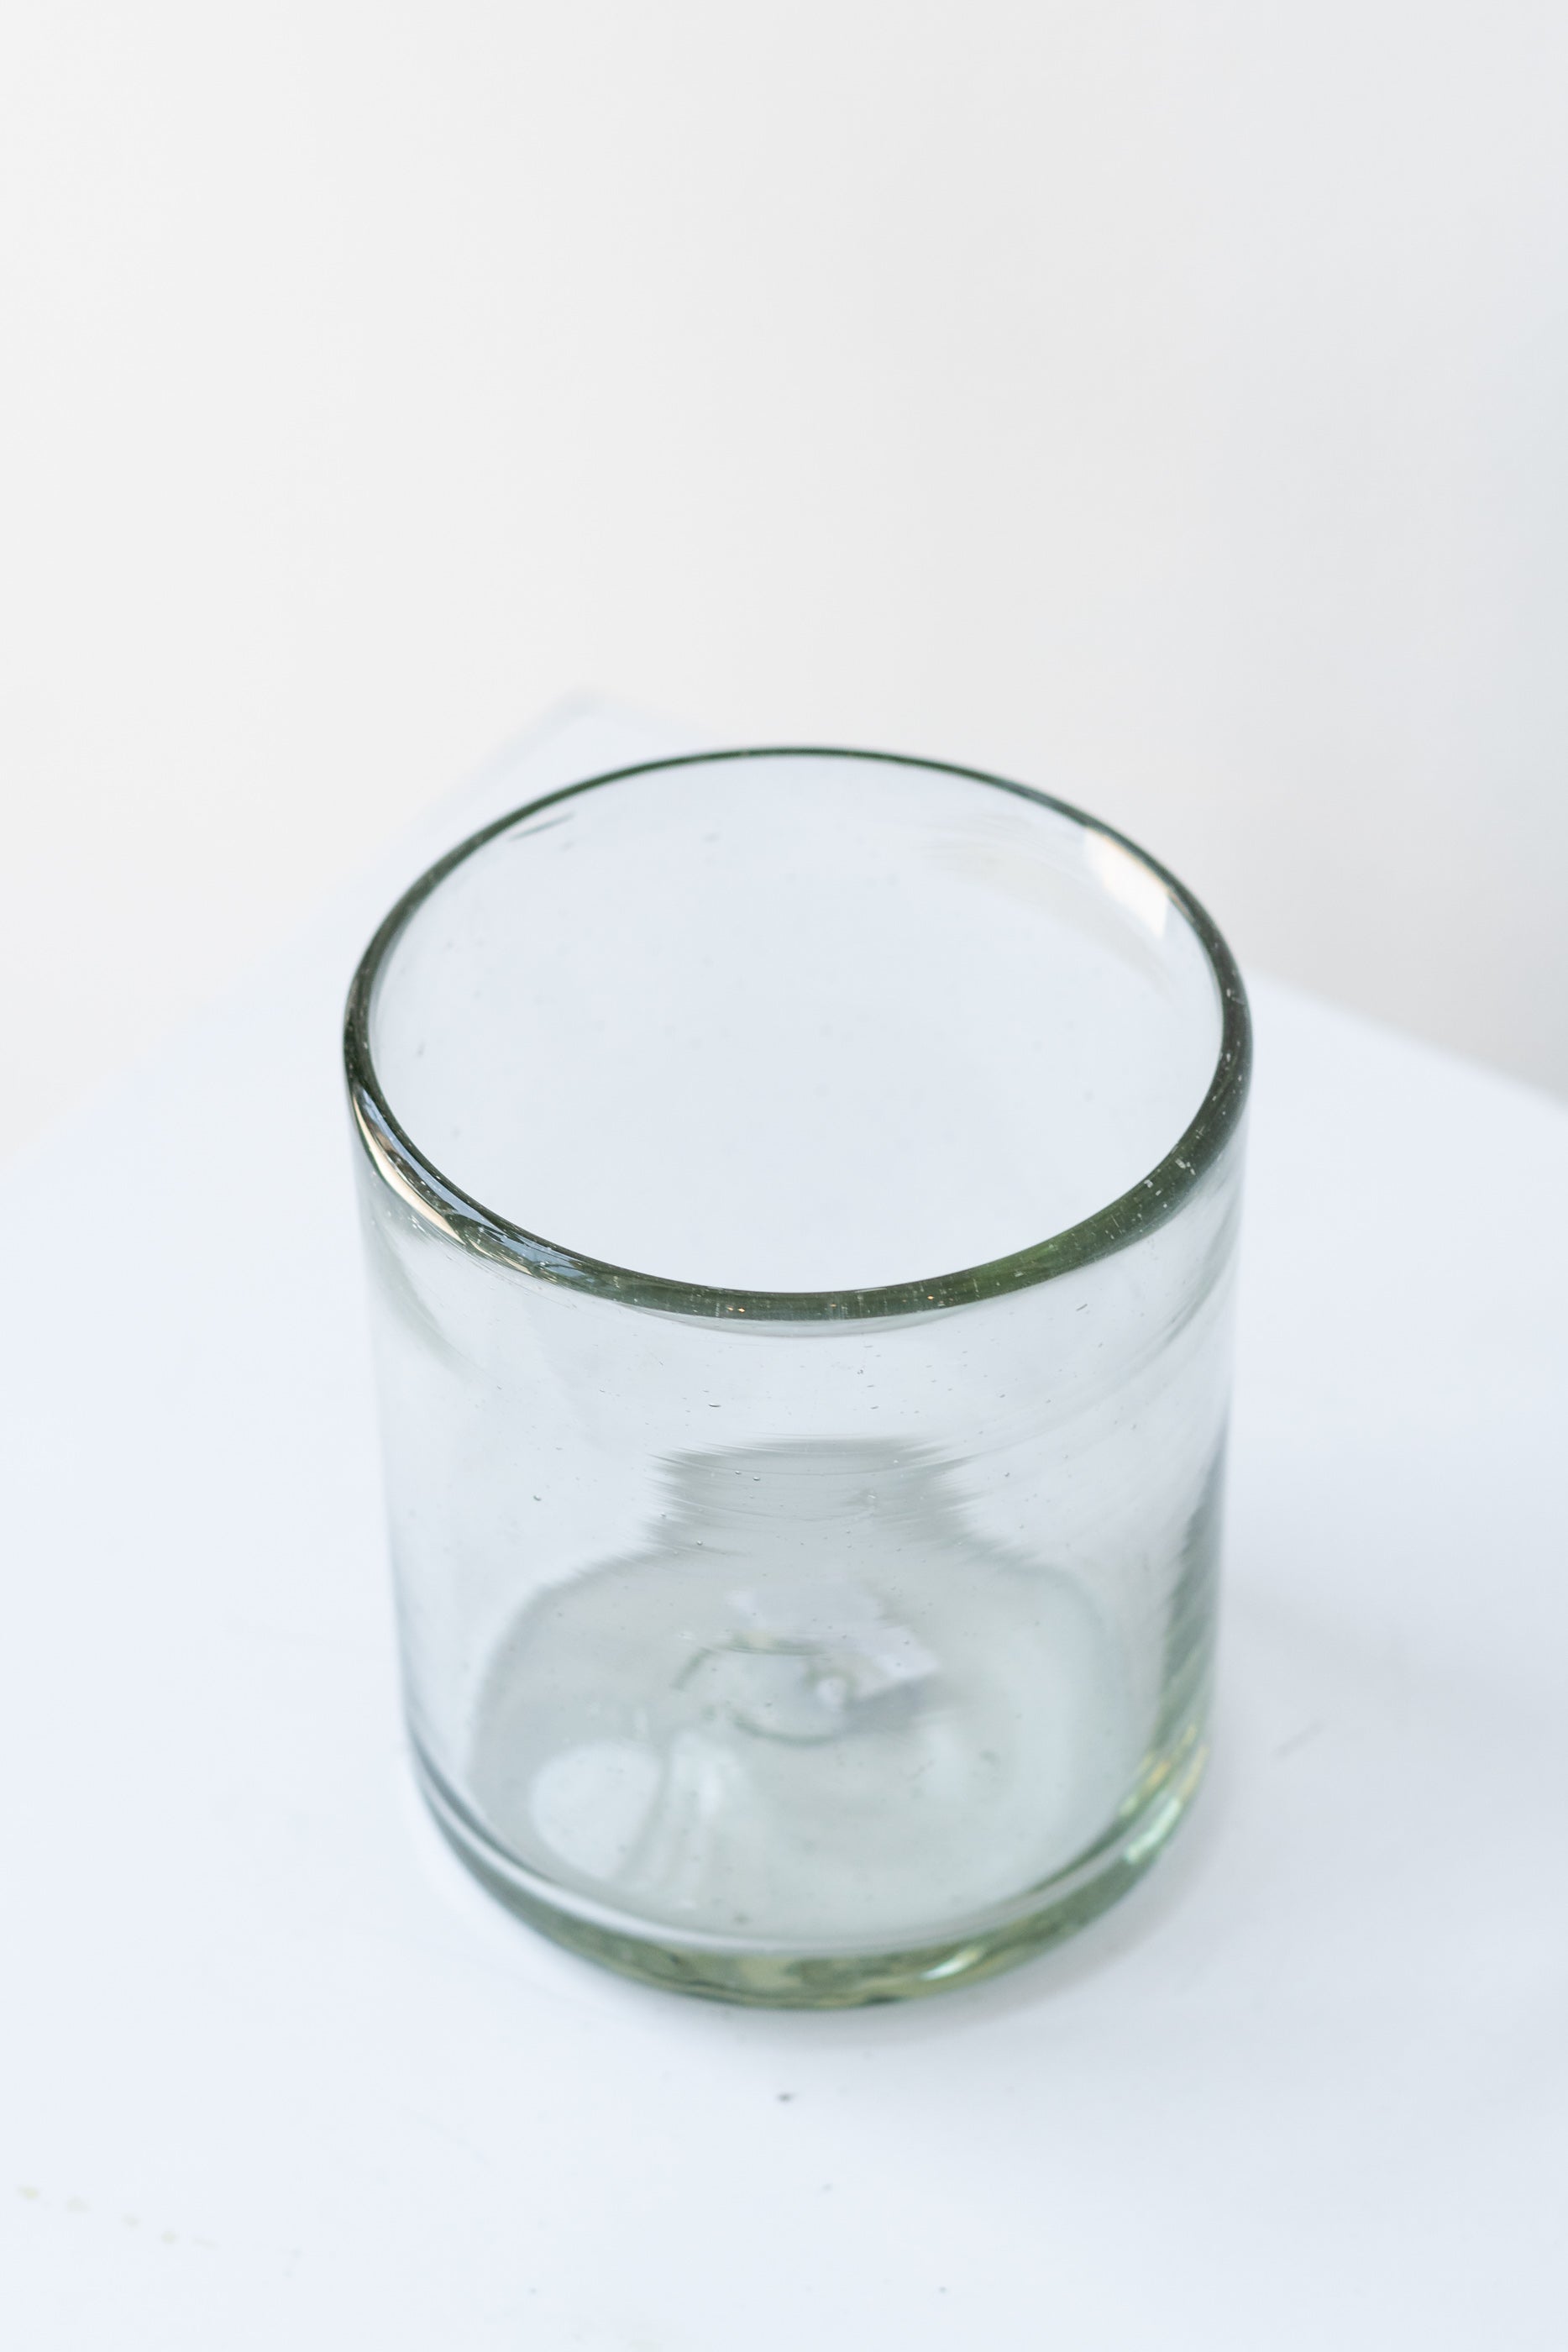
(343, 747), (1251, 1323)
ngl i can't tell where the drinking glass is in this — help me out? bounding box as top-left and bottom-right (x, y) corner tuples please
(345, 748), (1250, 2005)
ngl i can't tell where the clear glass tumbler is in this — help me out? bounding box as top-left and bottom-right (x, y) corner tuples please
(345, 748), (1250, 2005)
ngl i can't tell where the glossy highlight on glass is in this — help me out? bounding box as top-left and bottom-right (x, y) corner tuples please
(345, 748), (1251, 2004)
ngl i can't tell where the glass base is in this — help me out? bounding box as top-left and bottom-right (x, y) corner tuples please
(415, 1731), (1209, 2008)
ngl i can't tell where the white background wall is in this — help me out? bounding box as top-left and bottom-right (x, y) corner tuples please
(3, 1), (1565, 1158)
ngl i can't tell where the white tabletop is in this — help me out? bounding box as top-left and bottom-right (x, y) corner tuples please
(4, 706), (1566, 2349)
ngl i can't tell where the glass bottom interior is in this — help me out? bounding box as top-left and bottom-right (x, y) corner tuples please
(417, 1476), (1211, 2003)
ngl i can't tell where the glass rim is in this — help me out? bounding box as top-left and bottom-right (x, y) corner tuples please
(343, 747), (1251, 1324)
